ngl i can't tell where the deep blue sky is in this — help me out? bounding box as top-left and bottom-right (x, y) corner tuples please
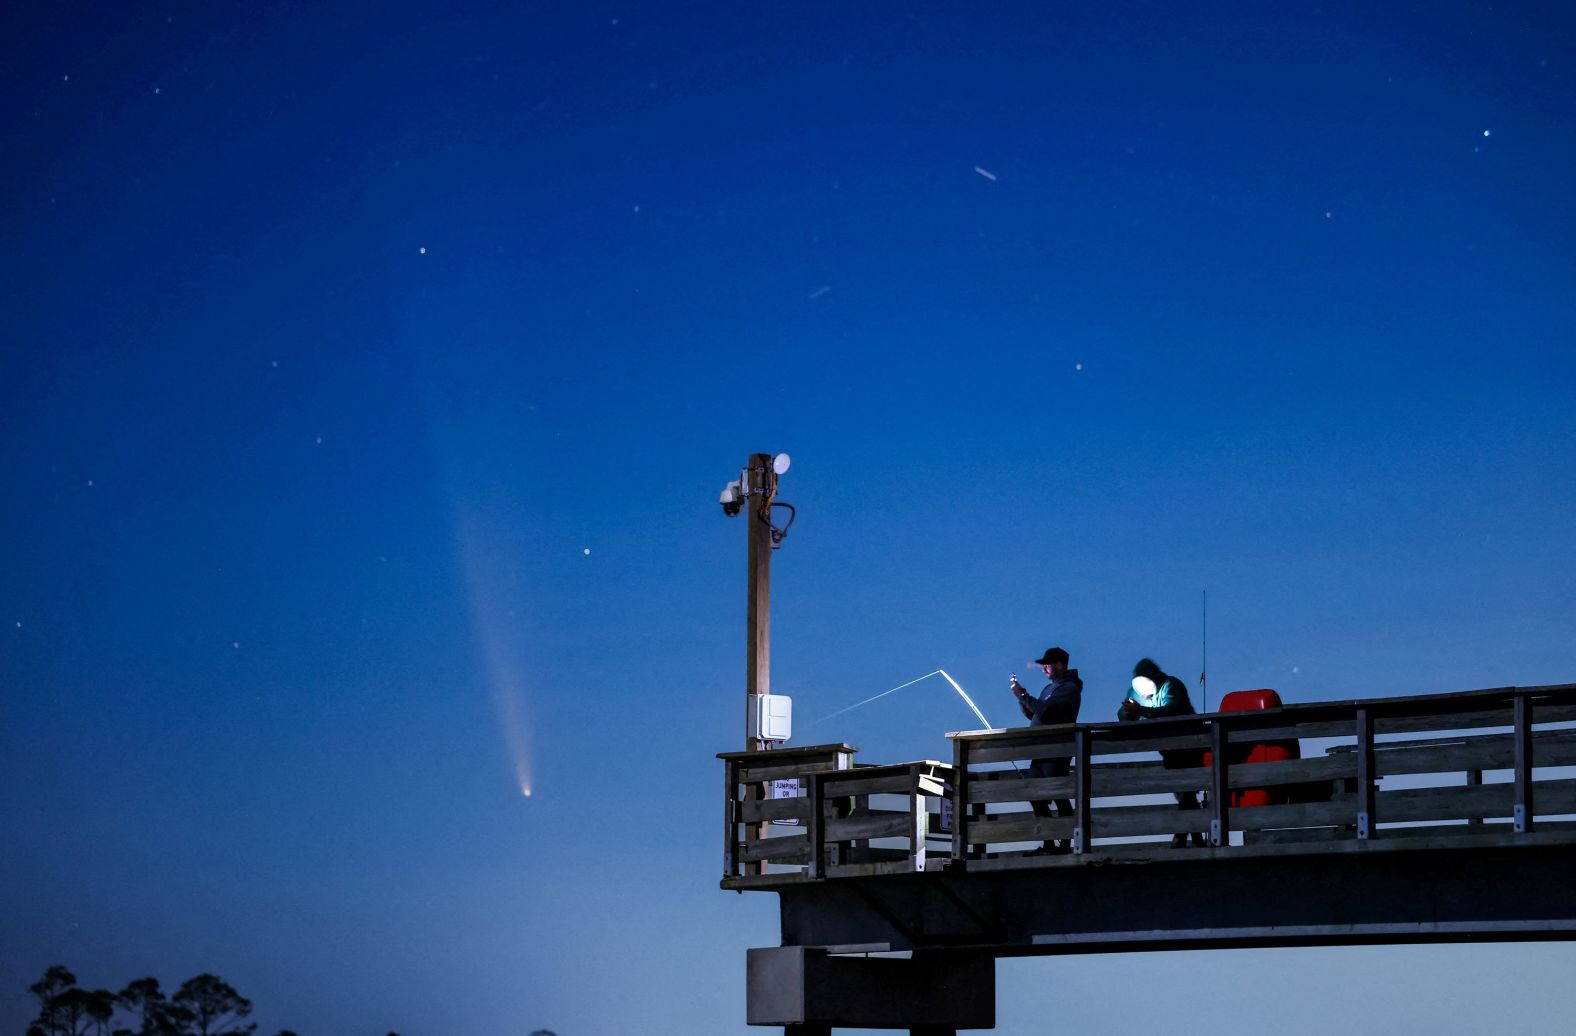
(3, 2), (1574, 1033)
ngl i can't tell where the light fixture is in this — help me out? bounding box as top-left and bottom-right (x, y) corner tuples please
(773, 452), (791, 476)
(719, 479), (744, 516)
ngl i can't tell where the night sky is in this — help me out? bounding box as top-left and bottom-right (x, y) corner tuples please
(3, 2), (1575, 1033)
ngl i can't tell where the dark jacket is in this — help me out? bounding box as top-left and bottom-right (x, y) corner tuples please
(1118, 673), (1200, 768)
(1117, 674), (1195, 721)
(1020, 669), (1083, 726)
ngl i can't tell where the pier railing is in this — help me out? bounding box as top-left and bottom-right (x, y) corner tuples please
(720, 745), (952, 885)
(950, 682), (1576, 866)
(722, 683), (1576, 888)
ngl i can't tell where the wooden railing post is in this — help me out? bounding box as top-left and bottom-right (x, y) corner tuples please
(723, 757), (739, 879)
(831, 747), (853, 868)
(1514, 693), (1534, 834)
(911, 767), (928, 873)
(806, 771), (825, 879)
(1073, 728), (1092, 855)
(951, 738), (970, 864)
(1210, 718), (1230, 848)
(1356, 707), (1375, 840)
(852, 788), (871, 859)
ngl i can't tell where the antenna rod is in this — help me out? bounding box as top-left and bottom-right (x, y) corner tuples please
(1201, 588), (1208, 713)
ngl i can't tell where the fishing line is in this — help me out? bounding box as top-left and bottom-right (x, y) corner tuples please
(813, 670), (947, 725)
(813, 668), (1024, 775)
(813, 668), (998, 730)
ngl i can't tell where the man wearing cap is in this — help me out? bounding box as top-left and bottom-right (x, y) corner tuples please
(1010, 647), (1083, 853)
(1119, 658), (1206, 848)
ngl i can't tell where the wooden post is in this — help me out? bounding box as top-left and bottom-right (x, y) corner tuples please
(745, 452), (774, 750)
(723, 757), (739, 879)
(806, 771), (825, 879)
(743, 453), (775, 872)
(1514, 694), (1534, 834)
(853, 790), (871, 859)
(1210, 718), (1230, 848)
(1073, 728), (1092, 855)
(1356, 707), (1375, 840)
(951, 738), (969, 865)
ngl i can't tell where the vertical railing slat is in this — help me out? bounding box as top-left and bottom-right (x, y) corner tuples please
(951, 738), (969, 865)
(1210, 718), (1230, 848)
(833, 749), (853, 868)
(1514, 694), (1534, 834)
(1073, 728), (1092, 855)
(1356, 707), (1375, 840)
(806, 771), (825, 879)
(723, 757), (738, 879)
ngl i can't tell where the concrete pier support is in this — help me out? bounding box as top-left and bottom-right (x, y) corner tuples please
(747, 946), (995, 1033)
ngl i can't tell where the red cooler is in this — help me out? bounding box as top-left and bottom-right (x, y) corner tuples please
(1204, 688), (1300, 807)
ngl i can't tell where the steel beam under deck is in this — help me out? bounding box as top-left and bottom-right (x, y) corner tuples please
(773, 840), (1576, 956)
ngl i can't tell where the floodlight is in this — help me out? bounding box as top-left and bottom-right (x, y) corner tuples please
(773, 452), (791, 476)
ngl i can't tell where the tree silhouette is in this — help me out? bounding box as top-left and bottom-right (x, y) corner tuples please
(53, 988), (115, 1036)
(170, 975), (255, 1036)
(115, 977), (194, 1036)
(25, 964), (427, 1036)
(26, 968), (116, 1036)
(28, 965), (76, 1035)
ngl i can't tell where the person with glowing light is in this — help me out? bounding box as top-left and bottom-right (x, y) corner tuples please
(1011, 646), (1082, 854)
(1119, 658), (1205, 848)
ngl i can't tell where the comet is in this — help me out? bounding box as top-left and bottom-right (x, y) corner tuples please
(453, 503), (535, 800)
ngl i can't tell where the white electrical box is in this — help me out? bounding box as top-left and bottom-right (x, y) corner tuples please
(749, 693), (793, 742)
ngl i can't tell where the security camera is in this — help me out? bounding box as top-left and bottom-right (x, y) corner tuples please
(719, 479), (744, 516)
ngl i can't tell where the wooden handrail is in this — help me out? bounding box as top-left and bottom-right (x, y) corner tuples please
(725, 683), (1576, 886)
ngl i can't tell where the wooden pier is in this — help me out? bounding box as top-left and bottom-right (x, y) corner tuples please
(723, 682), (1576, 1033)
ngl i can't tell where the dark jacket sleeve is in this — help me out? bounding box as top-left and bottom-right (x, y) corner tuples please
(1027, 679), (1082, 726)
(1145, 678), (1194, 718)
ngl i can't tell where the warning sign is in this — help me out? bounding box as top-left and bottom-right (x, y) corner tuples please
(770, 778), (802, 826)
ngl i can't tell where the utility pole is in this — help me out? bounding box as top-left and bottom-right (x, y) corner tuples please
(724, 451), (788, 878)
(745, 452), (775, 753)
